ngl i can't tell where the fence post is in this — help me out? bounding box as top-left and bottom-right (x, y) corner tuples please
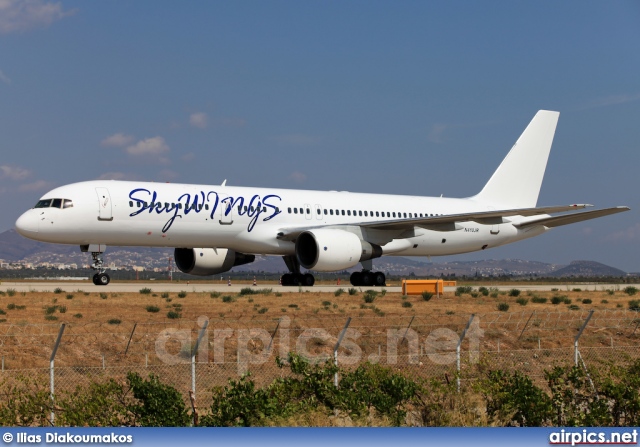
(50, 323), (66, 426)
(333, 317), (352, 388)
(123, 323), (137, 355)
(457, 314), (475, 393)
(574, 310), (594, 366)
(191, 319), (209, 397)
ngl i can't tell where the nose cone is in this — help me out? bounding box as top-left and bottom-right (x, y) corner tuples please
(15, 210), (39, 237)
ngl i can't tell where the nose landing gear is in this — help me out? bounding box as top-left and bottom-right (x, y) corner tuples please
(89, 250), (110, 286)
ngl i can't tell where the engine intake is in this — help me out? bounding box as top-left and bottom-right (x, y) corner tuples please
(295, 229), (382, 272)
(174, 248), (254, 276)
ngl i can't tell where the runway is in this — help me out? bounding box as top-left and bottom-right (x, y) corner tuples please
(0, 281), (637, 294)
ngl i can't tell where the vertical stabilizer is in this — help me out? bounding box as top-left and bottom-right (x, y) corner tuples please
(473, 110), (559, 209)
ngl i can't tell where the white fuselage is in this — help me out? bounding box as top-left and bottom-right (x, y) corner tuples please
(15, 180), (546, 259)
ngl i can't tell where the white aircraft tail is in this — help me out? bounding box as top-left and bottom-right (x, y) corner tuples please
(473, 110), (559, 209)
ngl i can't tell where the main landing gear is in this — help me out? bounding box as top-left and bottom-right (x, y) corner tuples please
(350, 270), (386, 287)
(280, 255), (315, 286)
(90, 251), (110, 286)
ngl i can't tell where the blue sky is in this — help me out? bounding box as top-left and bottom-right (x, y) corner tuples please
(1, 0), (638, 271)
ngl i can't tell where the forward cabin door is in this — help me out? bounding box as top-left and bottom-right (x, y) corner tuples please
(219, 197), (234, 225)
(95, 188), (113, 221)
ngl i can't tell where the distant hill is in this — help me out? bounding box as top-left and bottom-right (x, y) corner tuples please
(0, 229), (629, 277)
(548, 260), (627, 278)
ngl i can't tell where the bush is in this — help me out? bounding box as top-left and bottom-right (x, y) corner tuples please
(497, 303), (510, 312)
(127, 372), (191, 427)
(66, 294), (74, 300)
(455, 286), (473, 296)
(624, 287), (638, 296)
(73, 313), (83, 318)
(257, 307), (268, 314)
(582, 298), (592, 304)
(334, 288), (344, 297)
(531, 296), (547, 304)
(363, 290), (378, 303)
(6, 288), (16, 297)
(421, 291), (433, 301)
(99, 293), (108, 300)
(629, 300), (640, 311)
(167, 311), (181, 319)
(107, 318), (121, 325)
(348, 288), (358, 296)
(222, 295), (235, 303)
(177, 291), (187, 298)
(54, 288), (64, 294)
(146, 305), (160, 313)
(6, 303), (15, 310)
(0, 309), (6, 315)
(210, 292), (220, 298)
(515, 297), (529, 306)
(551, 295), (565, 305)
(45, 315), (58, 321)
(568, 304), (580, 310)
(508, 289), (521, 297)
(478, 286), (489, 296)
(239, 288), (257, 296)
(139, 288), (152, 295)
(161, 292), (170, 298)
(402, 301), (413, 308)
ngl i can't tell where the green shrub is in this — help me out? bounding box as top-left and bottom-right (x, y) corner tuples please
(582, 298), (592, 304)
(139, 288), (152, 295)
(421, 291), (433, 301)
(515, 297), (528, 306)
(58, 305), (67, 314)
(54, 288), (64, 294)
(210, 292), (220, 298)
(73, 313), (83, 318)
(6, 303), (15, 310)
(65, 293), (74, 300)
(497, 302), (510, 312)
(257, 307), (268, 314)
(44, 305), (57, 315)
(629, 300), (640, 311)
(146, 305), (160, 313)
(601, 299), (609, 304)
(334, 288), (345, 297)
(177, 291), (187, 298)
(239, 287), (257, 296)
(348, 288), (358, 296)
(167, 311), (181, 319)
(6, 289), (16, 297)
(624, 287), (638, 296)
(551, 295), (565, 305)
(402, 301), (413, 308)
(222, 295), (235, 303)
(478, 286), (489, 296)
(107, 318), (121, 325)
(100, 293), (108, 299)
(126, 372), (191, 427)
(568, 304), (580, 310)
(363, 290), (378, 303)
(531, 296), (547, 304)
(508, 289), (521, 297)
(288, 304), (298, 308)
(45, 315), (58, 321)
(455, 286), (473, 296)
(0, 309), (6, 315)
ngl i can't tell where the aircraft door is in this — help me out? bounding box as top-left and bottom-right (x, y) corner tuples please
(314, 204), (323, 220)
(219, 197), (234, 225)
(304, 204), (312, 220)
(95, 188), (113, 221)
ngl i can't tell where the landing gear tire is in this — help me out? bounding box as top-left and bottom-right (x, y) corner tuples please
(302, 273), (315, 287)
(93, 273), (110, 286)
(374, 272), (386, 286)
(281, 272), (315, 286)
(350, 271), (386, 287)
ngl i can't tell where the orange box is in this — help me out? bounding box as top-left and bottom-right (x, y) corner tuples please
(401, 279), (455, 295)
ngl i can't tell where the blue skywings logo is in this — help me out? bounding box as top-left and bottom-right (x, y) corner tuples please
(128, 188), (282, 232)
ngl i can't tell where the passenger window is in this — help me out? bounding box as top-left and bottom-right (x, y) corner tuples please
(359, 211), (363, 216)
(63, 199), (74, 209)
(317, 208), (321, 214)
(205, 204), (209, 210)
(330, 209), (334, 215)
(306, 208), (310, 214)
(294, 208), (298, 214)
(323, 209), (327, 215)
(129, 201), (134, 207)
(341, 210), (345, 216)
(393, 212), (396, 218)
(376, 211), (379, 217)
(137, 202), (141, 208)
(347, 210), (351, 216)
(288, 207), (291, 213)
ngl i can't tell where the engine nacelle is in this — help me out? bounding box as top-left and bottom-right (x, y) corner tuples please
(174, 248), (255, 276)
(295, 229), (382, 272)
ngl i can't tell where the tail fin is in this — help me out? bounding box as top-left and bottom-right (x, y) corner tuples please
(473, 110), (559, 209)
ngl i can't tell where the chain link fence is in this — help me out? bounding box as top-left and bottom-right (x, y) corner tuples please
(2, 309), (640, 412)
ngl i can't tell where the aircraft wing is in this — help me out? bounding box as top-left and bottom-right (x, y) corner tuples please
(513, 206), (630, 229)
(276, 203), (623, 240)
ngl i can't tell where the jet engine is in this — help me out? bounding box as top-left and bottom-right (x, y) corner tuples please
(174, 248), (255, 276)
(295, 229), (382, 272)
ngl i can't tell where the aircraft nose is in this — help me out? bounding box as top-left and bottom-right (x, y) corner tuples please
(15, 211), (39, 236)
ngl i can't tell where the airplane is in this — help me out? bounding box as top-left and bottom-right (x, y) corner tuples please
(15, 110), (629, 287)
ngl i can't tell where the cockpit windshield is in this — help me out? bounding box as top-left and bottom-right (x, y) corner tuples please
(34, 198), (74, 209)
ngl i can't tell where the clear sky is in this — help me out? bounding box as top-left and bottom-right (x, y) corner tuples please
(0, 1), (638, 271)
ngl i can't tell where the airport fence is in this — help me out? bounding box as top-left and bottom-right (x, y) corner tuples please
(2, 309), (640, 421)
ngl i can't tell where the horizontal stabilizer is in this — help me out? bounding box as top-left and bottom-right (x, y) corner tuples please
(514, 207), (630, 229)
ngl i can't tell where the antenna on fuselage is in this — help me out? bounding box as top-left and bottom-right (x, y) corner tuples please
(221, 180), (227, 187)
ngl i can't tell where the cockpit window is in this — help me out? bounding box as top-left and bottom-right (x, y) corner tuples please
(35, 199), (52, 208)
(51, 199), (62, 208)
(63, 199), (74, 209)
